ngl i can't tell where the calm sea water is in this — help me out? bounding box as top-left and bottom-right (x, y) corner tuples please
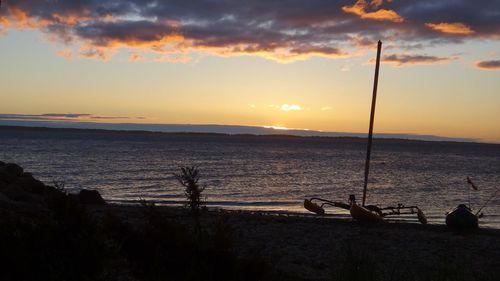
(2, 127), (500, 228)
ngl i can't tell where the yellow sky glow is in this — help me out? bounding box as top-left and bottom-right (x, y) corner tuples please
(1, 1), (500, 143)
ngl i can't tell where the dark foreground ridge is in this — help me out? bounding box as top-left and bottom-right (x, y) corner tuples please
(1, 162), (500, 281)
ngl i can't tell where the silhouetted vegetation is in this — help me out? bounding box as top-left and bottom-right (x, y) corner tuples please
(0, 162), (282, 281)
(174, 166), (206, 217)
(0, 189), (118, 281)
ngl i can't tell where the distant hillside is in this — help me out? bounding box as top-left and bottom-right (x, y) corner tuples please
(0, 118), (477, 143)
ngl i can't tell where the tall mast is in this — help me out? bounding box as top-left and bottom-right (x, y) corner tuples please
(362, 40), (382, 207)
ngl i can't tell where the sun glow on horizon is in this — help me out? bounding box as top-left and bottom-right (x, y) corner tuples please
(263, 125), (312, 131)
(263, 125), (290, 130)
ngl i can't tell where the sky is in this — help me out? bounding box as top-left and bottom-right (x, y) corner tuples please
(0, 0), (499, 143)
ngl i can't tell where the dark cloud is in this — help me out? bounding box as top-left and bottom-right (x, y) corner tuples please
(381, 54), (452, 66)
(1, 0), (499, 62)
(90, 116), (130, 119)
(0, 114), (134, 121)
(74, 20), (179, 47)
(475, 59), (500, 70)
(42, 113), (91, 118)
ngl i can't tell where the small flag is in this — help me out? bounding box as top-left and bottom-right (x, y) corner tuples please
(467, 176), (478, 190)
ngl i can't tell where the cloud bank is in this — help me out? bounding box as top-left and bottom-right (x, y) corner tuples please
(0, 113), (139, 122)
(1, 0), (499, 62)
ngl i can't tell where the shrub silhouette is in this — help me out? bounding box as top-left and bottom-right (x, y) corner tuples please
(174, 166), (206, 218)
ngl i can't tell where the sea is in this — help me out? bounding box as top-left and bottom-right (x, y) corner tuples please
(1, 126), (500, 228)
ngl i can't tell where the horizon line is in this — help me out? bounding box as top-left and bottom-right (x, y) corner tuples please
(0, 118), (491, 144)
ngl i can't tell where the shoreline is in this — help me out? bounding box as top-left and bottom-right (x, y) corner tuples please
(95, 202), (500, 234)
(101, 199), (500, 230)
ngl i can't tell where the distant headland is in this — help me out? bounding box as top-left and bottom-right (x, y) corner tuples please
(0, 118), (479, 143)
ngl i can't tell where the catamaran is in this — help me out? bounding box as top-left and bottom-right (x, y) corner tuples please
(304, 41), (427, 224)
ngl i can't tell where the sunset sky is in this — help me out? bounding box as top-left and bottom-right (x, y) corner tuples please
(1, 0), (499, 142)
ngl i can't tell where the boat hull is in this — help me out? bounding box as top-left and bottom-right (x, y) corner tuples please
(303, 199), (325, 215)
(446, 204), (478, 229)
(350, 203), (383, 223)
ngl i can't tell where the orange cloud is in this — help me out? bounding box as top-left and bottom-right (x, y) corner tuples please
(3, 0), (497, 64)
(370, 0), (384, 8)
(425, 22), (474, 35)
(128, 52), (145, 62)
(0, 16), (8, 26)
(342, 0), (404, 23)
(0, 16), (7, 36)
(0, 3), (353, 63)
(69, 20), (187, 60)
(154, 54), (192, 63)
(192, 43), (348, 63)
(9, 7), (43, 28)
(265, 48), (348, 63)
(108, 34), (185, 49)
(51, 12), (92, 25)
(57, 48), (73, 59)
(78, 46), (116, 61)
(7, 6), (96, 29)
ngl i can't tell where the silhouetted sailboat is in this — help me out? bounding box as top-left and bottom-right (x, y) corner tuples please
(304, 41), (427, 224)
(348, 40), (385, 223)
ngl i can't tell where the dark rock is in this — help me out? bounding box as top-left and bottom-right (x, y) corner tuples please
(0, 161), (5, 166)
(0, 163), (24, 183)
(67, 193), (79, 201)
(15, 174), (46, 194)
(78, 189), (106, 205)
(0, 192), (10, 203)
(43, 184), (58, 193)
(2, 184), (42, 204)
(4, 163), (24, 176)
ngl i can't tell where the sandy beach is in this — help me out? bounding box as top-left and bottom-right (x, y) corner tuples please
(92, 204), (500, 281)
(2, 162), (500, 281)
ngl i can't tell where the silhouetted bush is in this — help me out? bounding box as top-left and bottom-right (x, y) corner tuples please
(0, 196), (119, 281)
(174, 166), (206, 218)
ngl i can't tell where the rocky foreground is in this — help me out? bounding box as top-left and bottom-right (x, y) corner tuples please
(1, 162), (500, 281)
